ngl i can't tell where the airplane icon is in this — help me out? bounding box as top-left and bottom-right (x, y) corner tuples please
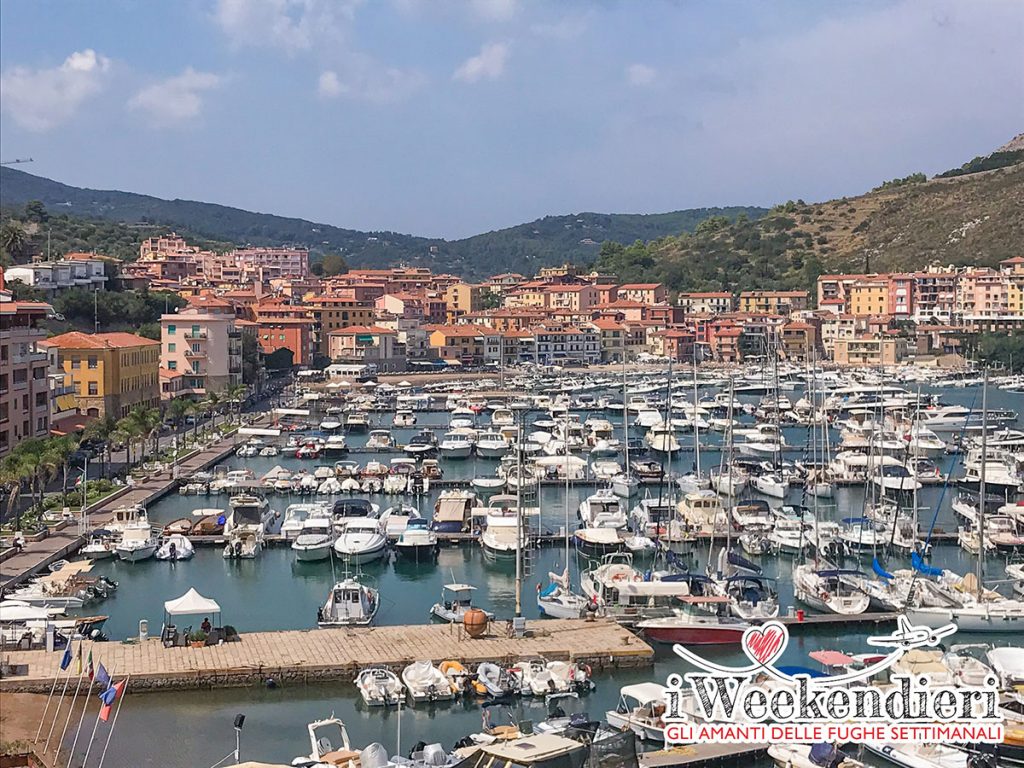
(866, 616), (957, 649)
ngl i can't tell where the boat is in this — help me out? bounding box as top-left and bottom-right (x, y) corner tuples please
(317, 578), (379, 627)
(402, 660), (457, 702)
(573, 527), (624, 558)
(871, 464), (923, 493)
(475, 430), (510, 459)
(405, 430), (438, 457)
(472, 662), (517, 698)
(578, 489), (627, 529)
(605, 683), (670, 742)
(333, 518), (388, 564)
(471, 476), (506, 493)
(354, 667), (405, 707)
(80, 532), (115, 560)
(537, 567), (588, 619)
(768, 744), (867, 768)
(637, 596), (750, 644)
(394, 409), (416, 427)
(439, 431), (474, 459)
(481, 507), (530, 559)
(320, 417), (343, 432)
(710, 466), (748, 496)
(345, 412), (369, 432)
(752, 471), (788, 499)
(394, 518), (438, 563)
(291, 518), (335, 562)
(292, 717), (361, 766)
(793, 565), (870, 615)
(430, 583), (494, 623)
(281, 503), (321, 540)
(431, 490), (480, 533)
(491, 408), (514, 427)
(155, 534), (194, 561)
(114, 523), (159, 563)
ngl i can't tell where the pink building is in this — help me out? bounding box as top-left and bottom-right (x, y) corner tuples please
(0, 292), (53, 456)
(160, 309), (243, 399)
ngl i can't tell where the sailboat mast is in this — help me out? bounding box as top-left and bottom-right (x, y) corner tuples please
(622, 335), (630, 474)
(977, 369), (988, 599)
(692, 353), (700, 476)
(515, 410), (523, 618)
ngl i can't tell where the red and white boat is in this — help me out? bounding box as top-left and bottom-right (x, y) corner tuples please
(636, 596), (750, 645)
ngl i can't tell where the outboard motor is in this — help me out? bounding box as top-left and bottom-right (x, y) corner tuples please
(967, 754), (997, 768)
(169, 542), (177, 560)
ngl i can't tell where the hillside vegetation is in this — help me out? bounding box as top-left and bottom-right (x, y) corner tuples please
(595, 160), (1024, 295)
(0, 167), (762, 279)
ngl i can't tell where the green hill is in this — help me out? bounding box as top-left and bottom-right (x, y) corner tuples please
(0, 167), (762, 279)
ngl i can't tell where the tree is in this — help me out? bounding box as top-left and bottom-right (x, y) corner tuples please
(224, 384), (248, 424)
(321, 253), (349, 276)
(241, 333), (262, 387)
(23, 200), (49, 224)
(1, 221), (29, 263)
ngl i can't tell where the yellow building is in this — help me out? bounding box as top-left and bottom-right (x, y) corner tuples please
(304, 296), (375, 356)
(737, 290), (809, 315)
(444, 282), (484, 320)
(39, 331), (160, 419)
(848, 279), (889, 317)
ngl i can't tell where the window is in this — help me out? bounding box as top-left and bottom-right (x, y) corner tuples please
(168, 361), (177, 371)
(88, 355), (98, 369)
(167, 324), (176, 335)
(71, 356), (81, 369)
(88, 382), (98, 395)
(168, 343), (176, 352)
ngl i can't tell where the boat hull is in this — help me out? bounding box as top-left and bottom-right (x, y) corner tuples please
(116, 544), (158, 563)
(641, 624), (745, 645)
(293, 544), (332, 562)
(394, 542), (438, 562)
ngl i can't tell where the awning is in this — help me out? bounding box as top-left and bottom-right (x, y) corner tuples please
(445, 359), (463, 366)
(164, 587), (221, 616)
(56, 394), (77, 411)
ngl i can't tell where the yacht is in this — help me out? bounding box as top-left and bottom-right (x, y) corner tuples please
(394, 409), (416, 427)
(291, 517), (335, 562)
(364, 429), (394, 452)
(345, 412), (369, 432)
(871, 464), (923, 493)
(751, 470), (788, 499)
(480, 507), (530, 559)
(431, 490), (480, 533)
(490, 408), (515, 427)
(322, 434), (348, 458)
(475, 430), (510, 459)
(405, 429), (438, 457)
(281, 503), (324, 540)
(317, 578), (379, 627)
(394, 518), (438, 563)
(578, 489), (627, 529)
(333, 518), (388, 564)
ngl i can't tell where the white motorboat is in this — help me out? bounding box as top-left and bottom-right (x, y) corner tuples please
(155, 534), (194, 561)
(333, 518), (388, 564)
(605, 683), (670, 742)
(590, 460), (622, 482)
(871, 464), (923, 493)
(292, 518), (335, 562)
(611, 472), (640, 499)
(115, 523), (159, 563)
(281, 503), (321, 540)
(481, 508), (530, 559)
(430, 583), (494, 623)
(80, 533), (115, 560)
(394, 518), (438, 563)
(320, 417), (343, 432)
(863, 744), (968, 768)
(430, 490), (480, 534)
(345, 412), (369, 432)
(394, 409), (416, 427)
(402, 660), (457, 702)
(751, 472), (788, 499)
(578, 489), (627, 529)
(292, 717), (359, 766)
(525, 661), (574, 696)
(438, 431), (474, 459)
(907, 599), (1024, 634)
(471, 476), (506, 493)
(475, 430), (510, 459)
(317, 578), (379, 627)
(365, 429), (394, 451)
(354, 668), (405, 707)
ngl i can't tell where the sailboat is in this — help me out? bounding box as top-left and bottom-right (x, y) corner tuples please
(676, 355), (710, 494)
(538, 414), (589, 619)
(611, 341), (639, 499)
(907, 370), (1024, 633)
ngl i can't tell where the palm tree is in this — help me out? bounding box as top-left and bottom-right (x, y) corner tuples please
(203, 391), (222, 433)
(84, 415), (118, 476)
(224, 384), (248, 424)
(0, 221), (29, 262)
(0, 452), (31, 532)
(167, 398), (192, 456)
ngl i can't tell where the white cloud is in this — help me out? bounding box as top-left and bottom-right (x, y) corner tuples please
(0, 49), (110, 131)
(213, 0), (361, 52)
(318, 70), (346, 97)
(531, 16), (588, 40)
(470, 0), (517, 21)
(626, 63), (656, 87)
(129, 68), (222, 125)
(453, 42), (509, 83)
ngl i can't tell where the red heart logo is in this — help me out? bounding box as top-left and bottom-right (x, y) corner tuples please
(743, 623), (787, 666)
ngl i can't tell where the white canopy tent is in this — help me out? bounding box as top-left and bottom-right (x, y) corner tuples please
(163, 588), (222, 627)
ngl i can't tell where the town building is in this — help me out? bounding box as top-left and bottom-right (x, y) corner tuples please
(327, 325), (402, 368)
(678, 292), (734, 315)
(160, 309), (243, 399)
(738, 290), (809, 315)
(39, 331), (160, 420)
(0, 292), (53, 455)
(4, 257), (108, 295)
(832, 334), (908, 366)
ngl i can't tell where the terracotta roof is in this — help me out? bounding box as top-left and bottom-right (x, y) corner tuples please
(597, 299), (647, 309)
(618, 283), (663, 290)
(589, 318), (626, 331)
(328, 325), (397, 336)
(187, 295), (233, 308)
(680, 292), (732, 298)
(41, 331), (158, 349)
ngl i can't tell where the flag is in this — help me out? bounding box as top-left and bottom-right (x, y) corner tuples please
(87, 650), (94, 680)
(99, 679), (126, 722)
(76, 642), (83, 674)
(60, 644), (73, 671)
(95, 663), (110, 690)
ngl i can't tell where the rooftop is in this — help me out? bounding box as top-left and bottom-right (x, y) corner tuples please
(41, 331), (159, 349)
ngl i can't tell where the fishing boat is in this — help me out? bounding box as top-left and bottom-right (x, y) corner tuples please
(115, 522), (159, 563)
(394, 518), (438, 563)
(317, 578), (379, 627)
(402, 660), (457, 702)
(354, 667), (405, 707)
(429, 583), (494, 623)
(155, 534), (194, 561)
(291, 518), (335, 562)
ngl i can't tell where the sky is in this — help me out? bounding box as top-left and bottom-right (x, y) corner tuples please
(1, 0), (1022, 240)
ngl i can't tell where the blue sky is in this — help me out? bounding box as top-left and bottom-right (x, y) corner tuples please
(1, 0), (1021, 239)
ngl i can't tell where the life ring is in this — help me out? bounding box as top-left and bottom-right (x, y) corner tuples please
(820, 591), (831, 603)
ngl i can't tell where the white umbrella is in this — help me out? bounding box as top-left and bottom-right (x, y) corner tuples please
(362, 381), (379, 387)
(337, 381), (352, 388)
(397, 380), (412, 387)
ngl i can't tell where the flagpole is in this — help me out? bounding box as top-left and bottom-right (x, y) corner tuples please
(53, 642), (88, 761)
(66, 668), (97, 766)
(34, 644), (66, 742)
(43, 653), (75, 751)
(81, 666), (113, 768)
(96, 676), (130, 768)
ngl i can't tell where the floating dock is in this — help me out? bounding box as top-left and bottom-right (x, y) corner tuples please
(0, 619), (653, 694)
(639, 744), (768, 768)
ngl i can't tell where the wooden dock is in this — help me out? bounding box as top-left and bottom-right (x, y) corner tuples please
(640, 743), (768, 768)
(0, 619), (652, 694)
(773, 611), (897, 627)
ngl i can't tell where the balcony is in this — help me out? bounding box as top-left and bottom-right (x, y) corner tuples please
(184, 330), (208, 340)
(185, 349), (207, 359)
